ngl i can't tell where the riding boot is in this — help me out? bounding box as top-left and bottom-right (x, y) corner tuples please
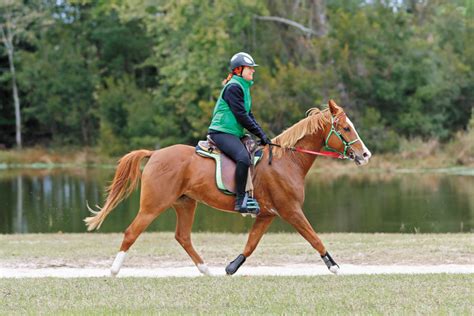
(233, 193), (247, 212)
(234, 161), (248, 212)
(234, 162), (260, 216)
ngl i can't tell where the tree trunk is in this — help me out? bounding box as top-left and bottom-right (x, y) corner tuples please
(1, 24), (22, 148)
(8, 48), (22, 149)
(312, 0), (328, 37)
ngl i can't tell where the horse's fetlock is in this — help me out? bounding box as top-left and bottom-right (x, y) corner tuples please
(314, 241), (326, 254)
(120, 229), (135, 251)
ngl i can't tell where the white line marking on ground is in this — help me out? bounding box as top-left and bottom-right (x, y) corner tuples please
(1, 264), (473, 278)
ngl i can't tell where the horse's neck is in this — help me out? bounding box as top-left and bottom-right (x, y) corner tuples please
(289, 132), (325, 176)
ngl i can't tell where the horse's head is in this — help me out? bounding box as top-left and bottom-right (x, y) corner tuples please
(325, 100), (372, 166)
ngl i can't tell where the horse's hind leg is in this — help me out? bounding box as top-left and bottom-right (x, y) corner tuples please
(173, 196), (210, 275)
(119, 210), (160, 252)
(226, 216), (275, 275)
(110, 207), (166, 276)
(111, 180), (179, 276)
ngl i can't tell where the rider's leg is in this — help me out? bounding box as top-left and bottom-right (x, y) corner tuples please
(234, 160), (250, 210)
(208, 133), (255, 213)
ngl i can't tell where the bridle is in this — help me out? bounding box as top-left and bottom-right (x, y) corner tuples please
(267, 115), (361, 164)
(323, 115), (360, 159)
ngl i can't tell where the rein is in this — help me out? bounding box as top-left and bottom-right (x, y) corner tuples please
(268, 143), (345, 165)
(267, 116), (359, 165)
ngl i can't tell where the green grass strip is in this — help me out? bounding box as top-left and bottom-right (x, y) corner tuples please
(0, 274), (472, 314)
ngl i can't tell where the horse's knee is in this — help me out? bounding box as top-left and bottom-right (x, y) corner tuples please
(175, 233), (191, 247)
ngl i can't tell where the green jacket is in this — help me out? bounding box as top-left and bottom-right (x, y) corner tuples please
(209, 75), (253, 138)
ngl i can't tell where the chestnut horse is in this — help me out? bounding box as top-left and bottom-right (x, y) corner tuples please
(85, 100), (371, 276)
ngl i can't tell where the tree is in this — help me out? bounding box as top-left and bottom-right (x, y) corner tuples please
(20, 2), (99, 146)
(0, 0), (471, 151)
(0, 0), (46, 148)
(114, 0), (265, 146)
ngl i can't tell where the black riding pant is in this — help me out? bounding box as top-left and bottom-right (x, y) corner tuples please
(208, 132), (250, 197)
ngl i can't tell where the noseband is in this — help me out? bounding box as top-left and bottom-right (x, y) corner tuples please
(323, 116), (360, 159)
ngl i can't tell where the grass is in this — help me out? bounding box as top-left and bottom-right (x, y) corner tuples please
(1, 233), (472, 314)
(0, 233), (472, 268)
(0, 274), (472, 314)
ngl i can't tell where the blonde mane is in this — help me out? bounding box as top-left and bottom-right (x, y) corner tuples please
(272, 108), (331, 157)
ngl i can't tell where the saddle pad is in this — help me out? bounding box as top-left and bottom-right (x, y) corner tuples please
(195, 144), (263, 195)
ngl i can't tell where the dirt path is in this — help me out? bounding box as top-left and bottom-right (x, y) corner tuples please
(1, 264), (473, 278)
(2, 233), (472, 278)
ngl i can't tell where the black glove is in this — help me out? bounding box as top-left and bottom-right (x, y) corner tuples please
(260, 135), (271, 146)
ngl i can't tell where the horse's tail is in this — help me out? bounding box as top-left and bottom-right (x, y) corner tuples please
(84, 149), (154, 231)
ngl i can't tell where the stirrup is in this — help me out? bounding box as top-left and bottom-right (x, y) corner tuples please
(235, 193), (260, 218)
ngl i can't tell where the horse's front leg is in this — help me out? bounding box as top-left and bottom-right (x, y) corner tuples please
(281, 208), (340, 274)
(225, 215), (275, 275)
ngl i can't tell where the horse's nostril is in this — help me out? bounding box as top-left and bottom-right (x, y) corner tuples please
(363, 152), (369, 158)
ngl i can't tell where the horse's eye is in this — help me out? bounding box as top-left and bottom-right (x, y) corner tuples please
(343, 127), (350, 132)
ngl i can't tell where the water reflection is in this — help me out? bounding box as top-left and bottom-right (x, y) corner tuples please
(14, 175), (25, 233)
(0, 168), (472, 234)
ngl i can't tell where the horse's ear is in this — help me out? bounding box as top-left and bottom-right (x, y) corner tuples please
(328, 100), (341, 116)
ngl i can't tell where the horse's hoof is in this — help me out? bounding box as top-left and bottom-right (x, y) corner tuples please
(225, 254), (246, 275)
(329, 265), (340, 275)
(197, 263), (212, 276)
(110, 251), (127, 277)
(321, 251), (340, 274)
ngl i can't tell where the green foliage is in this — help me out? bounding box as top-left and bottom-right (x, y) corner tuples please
(469, 112), (474, 131)
(446, 111), (474, 165)
(19, 24), (99, 145)
(0, 0), (471, 152)
(97, 77), (156, 155)
(253, 61), (336, 136)
(143, 0), (264, 144)
(90, 10), (153, 80)
(360, 107), (400, 153)
(328, 3), (472, 141)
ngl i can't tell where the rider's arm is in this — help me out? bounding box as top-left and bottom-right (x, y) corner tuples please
(223, 84), (267, 139)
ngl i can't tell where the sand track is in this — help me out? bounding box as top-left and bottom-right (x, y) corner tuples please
(1, 264), (472, 278)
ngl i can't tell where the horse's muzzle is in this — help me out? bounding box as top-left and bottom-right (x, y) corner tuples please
(354, 150), (371, 166)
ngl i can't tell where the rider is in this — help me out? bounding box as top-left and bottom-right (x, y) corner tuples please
(208, 52), (271, 216)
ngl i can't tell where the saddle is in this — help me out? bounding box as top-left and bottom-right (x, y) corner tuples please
(195, 135), (263, 195)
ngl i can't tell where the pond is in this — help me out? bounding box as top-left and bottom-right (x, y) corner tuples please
(0, 167), (472, 234)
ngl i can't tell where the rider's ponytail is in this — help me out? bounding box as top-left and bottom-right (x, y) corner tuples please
(222, 73), (233, 85)
(222, 66), (243, 85)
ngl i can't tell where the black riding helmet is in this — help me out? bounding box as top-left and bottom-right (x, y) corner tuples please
(230, 52), (259, 70)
